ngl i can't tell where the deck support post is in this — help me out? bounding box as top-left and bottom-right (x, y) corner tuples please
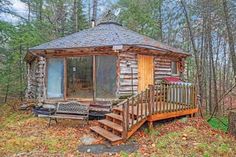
(148, 121), (153, 130)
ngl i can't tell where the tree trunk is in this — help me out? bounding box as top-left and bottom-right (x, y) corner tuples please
(158, 0), (163, 42)
(228, 110), (236, 136)
(73, 0), (78, 32)
(180, 0), (203, 108)
(222, 0), (236, 80)
(27, 0), (31, 22)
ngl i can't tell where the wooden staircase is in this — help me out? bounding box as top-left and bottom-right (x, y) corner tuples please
(90, 84), (198, 145)
(90, 104), (143, 145)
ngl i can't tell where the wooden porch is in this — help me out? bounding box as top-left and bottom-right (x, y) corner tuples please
(90, 83), (198, 144)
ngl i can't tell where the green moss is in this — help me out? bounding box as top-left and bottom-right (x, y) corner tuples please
(207, 117), (228, 132)
(120, 151), (129, 157)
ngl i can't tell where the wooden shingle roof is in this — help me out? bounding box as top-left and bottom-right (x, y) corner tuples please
(29, 22), (189, 56)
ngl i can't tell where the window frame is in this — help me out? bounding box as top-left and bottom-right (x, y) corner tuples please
(46, 54), (118, 101)
(46, 58), (65, 99)
(171, 61), (179, 76)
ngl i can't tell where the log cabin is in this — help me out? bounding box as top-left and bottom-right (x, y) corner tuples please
(25, 15), (198, 144)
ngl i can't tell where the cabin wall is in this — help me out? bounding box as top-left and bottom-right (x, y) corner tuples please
(26, 56), (46, 102)
(118, 53), (183, 97)
(118, 52), (138, 96)
(154, 57), (173, 85)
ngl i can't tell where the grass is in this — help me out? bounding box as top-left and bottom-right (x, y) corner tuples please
(0, 104), (99, 156)
(0, 103), (236, 157)
(130, 117), (236, 157)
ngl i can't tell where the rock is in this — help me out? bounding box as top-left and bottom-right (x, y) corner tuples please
(182, 137), (187, 140)
(80, 136), (97, 145)
(183, 134), (187, 137)
(87, 149), (91, 153)
(19, 104), (29, 110)
(151, 144), (156, 147)
(179, 117), (188, 123)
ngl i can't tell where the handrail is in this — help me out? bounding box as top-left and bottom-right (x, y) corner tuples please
(121, 83), (197, 139)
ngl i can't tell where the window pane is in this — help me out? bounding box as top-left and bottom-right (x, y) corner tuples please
(67, 57), (93, 98)
(47, 58), (64, 98)
(96, 56), (117, 98)
(171, 61), (177, 74)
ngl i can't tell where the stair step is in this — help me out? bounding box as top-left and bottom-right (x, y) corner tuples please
(106, 113), (123, 121)
(112, 107), (139, 116)
(106, 113), (134, 124)
(99, 119), (123, 132)
(113, 104), (150, 116)
(90, 126), (122, 142)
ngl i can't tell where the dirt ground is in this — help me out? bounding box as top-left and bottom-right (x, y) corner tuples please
(0, 103), (236, 157)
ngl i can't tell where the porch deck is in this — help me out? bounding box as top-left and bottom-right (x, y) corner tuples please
(91, 83), (198, 145)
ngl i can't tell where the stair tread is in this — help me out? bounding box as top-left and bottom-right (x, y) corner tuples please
(106, 113), (135, 124)
(99, 119), (123, 132)
(106, 113), (123, 121)
(113, 104), (150, 115)
(90, 126), (122, 142)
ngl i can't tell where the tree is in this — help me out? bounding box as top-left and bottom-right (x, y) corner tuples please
(222, 0), (236, 80)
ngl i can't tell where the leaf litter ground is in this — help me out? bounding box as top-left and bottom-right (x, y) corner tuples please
(0, 103), (236, 157)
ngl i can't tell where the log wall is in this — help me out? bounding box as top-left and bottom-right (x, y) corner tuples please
(118, 52), (138, 96)
(154, 57), (173, 85)
(118, 53), (181, 97)
(26, 52), (183, 101)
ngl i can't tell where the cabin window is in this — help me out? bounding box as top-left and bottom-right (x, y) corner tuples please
(96, 56), (117, 98)
(171, 61), (178, 75)
(67, 57), (93, 98)
(47, 58), (64, 98)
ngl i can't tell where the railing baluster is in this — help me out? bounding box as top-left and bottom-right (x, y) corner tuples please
(169, 84), (171, 112)
(123, 102), (129, 138)
(183, 84), (185, 110)
(167, 84), (170, 112)
(137, 94), (140, 121)
(163, 84), (166, 113)
(177, 84), (180, 111)
(126, 99), (129, 130)
(131, 97), (134, 126)
(174, 84), (179, 111)
(160, 83), (163, 113)
(151, 85), (154, 115)
(191, 85), (194, 109)
(145, 89), (148, 116)
(187, 85), (190, 109)
(194, 85), (196, 108)
(172, 84), (174, 111)
(141, 91), (143, 119)
(122, 103), (126, 138)
(156, 85), (159, 114)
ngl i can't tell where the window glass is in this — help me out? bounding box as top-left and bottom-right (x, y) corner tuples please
(96, 56), (117, 98)
(171, 61), (178, 74)
(47, 58), (64, 98)
(67, 57), (93, 98)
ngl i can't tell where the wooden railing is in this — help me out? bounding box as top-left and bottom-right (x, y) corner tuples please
(119, 83), (197, 139)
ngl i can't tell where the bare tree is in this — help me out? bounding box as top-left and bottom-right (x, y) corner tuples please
(222, 0), (236, 80)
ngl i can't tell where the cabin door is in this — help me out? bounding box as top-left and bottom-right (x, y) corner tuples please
(138, 55), (154, 92)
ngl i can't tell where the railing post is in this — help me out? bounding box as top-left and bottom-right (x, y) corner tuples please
(122, 102), (128, 139)
(148, 85), (154, 115)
